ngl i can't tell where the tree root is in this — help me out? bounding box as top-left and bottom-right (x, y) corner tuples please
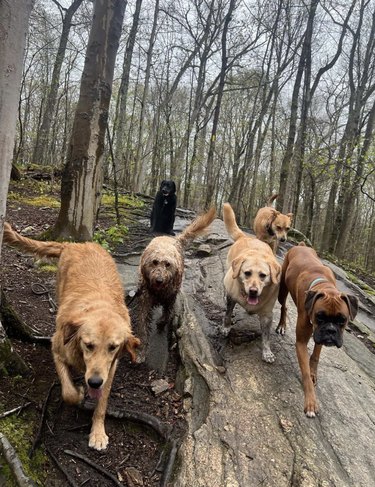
(46, 447), (81, 487)
(80, 402), (181, 485)
(0, 289), (51, 345)
(0, 433), (37, 487)
(29, 382), (58, 458)
(64, 449), (125, 487)
(80, 401), (172, 439)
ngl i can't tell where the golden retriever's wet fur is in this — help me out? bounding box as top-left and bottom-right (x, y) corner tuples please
(223, 203), (281, 363)
(3, 223), (140, 450)
(137, 208), (216, 361)
(253, 194), (293, 253)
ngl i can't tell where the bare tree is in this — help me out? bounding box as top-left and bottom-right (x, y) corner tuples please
(32, 0), (84, 166)
(0, 0), (34, 374)
(53, 0), (127, 240)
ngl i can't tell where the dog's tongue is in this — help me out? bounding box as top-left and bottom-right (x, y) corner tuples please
(247, 295), (259, 305)
(88, 387), (103, 400)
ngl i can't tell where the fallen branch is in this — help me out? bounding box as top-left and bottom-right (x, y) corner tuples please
(0, 433), (37, 487)
(64, 449), (125, 487)
(29, 382), (58, 458)
(0, 402), (32, 419)
(46, 447), (80, 487)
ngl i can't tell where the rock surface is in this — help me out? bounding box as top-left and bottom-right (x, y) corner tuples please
(119, 217), (375, 487)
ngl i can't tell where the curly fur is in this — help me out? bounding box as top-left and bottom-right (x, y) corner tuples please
(136, 207), (216, 361)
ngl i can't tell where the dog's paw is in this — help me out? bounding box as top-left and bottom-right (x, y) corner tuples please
(262, 349), (275, 363)
(275, 323), (286, 335)
(89, 429), (109, 450)
(304, 398), (319, 418)
(62, 385), (84, 405)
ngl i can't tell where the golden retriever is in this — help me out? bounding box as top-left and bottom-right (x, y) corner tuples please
(253, 194), (293, 253)
(223, 203), (281, 362)
(137, 207), (216, 361)
(3, 223), (140, 450)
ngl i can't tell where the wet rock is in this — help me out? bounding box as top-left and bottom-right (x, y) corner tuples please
(195, 243), (212, 257)
(171, 217), (375, 487)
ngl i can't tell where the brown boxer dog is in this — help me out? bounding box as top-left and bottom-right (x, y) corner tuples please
(276, 242), (358, 417)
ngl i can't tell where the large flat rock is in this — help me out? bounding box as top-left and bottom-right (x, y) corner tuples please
(172, 219), (375, 487)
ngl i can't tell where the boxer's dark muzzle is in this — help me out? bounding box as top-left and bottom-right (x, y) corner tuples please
(313, 322), (343, 348)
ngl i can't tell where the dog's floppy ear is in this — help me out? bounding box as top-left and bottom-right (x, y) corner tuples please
(341, 293), (358, 320)
(122, 335), (141, 362)
(304, 291), (325, 316)
(231, 256), (245, 279)
(269, 261), (281, 284)
(63, 321), (82, 346)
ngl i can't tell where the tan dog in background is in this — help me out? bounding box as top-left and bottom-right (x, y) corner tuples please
(253, 194), (293, 253)
(223, 203), (281, 363)
(276, 242), (358, 417)
(3, 223), (140, 451)
(137, 207), (216, 361)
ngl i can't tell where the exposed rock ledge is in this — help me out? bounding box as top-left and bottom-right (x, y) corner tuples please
(171, 219), (375, 487)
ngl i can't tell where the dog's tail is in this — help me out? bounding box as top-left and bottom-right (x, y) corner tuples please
(267, 194), (278, 206)
(222, 203), (246, 241)
(3, 222), (64, 258)
(177, 207), (216, 247)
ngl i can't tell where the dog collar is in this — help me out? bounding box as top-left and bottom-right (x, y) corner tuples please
(308, 277), (328, 290)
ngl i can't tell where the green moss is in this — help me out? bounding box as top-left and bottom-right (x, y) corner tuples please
(7, 192), (60, 208)
(101, 191), (144, 208)
(37, 262), (58, 273)
(0, 415), (47, 486)
(93, 224), (129, 251)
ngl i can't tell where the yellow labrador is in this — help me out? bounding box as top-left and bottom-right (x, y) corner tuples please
(223, 203), (281, 362)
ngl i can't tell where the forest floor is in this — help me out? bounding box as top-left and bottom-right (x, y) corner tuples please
(1, 176), (375, 487)
(0, 177), (187, 487)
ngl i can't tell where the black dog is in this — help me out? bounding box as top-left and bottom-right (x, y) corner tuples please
(150, 180), (177, 235)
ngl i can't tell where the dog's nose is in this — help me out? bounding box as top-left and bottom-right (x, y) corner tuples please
(249, 288), (258, 296)
(325, 324), (337, 336)
(156, 276), (163, 284)
(88, 375), (103, 389)
(280, 237), (286, 242)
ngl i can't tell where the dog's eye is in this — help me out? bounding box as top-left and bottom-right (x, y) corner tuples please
(152, 259), (159, 266)
(315, 312), (326, 324)
(276, 226), (282, 230)
(244, 271), (252, 277)
(108, 344), (118, 352)
(85, 343), (94, 351)
(259, 273), (267, 279)
(165, 262), (171, 268)
(286, 227), (290, 231)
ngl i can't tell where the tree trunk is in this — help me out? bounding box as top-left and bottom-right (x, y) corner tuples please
(113, 0), (141, 188)
(204, 0), (237, 209)
(277, 0), (319, 213)
(32, 0), (84, 166)
(0, 0), (34, 375)
(53, 0), (127, 240)
(134, 0), (159, 193)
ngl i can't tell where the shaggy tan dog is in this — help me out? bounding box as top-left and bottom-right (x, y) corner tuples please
(253, 194), (293, 253)
(137, 207), (216, 361)
(3, 223), (140, 451)
(223, 203), (281, 363)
